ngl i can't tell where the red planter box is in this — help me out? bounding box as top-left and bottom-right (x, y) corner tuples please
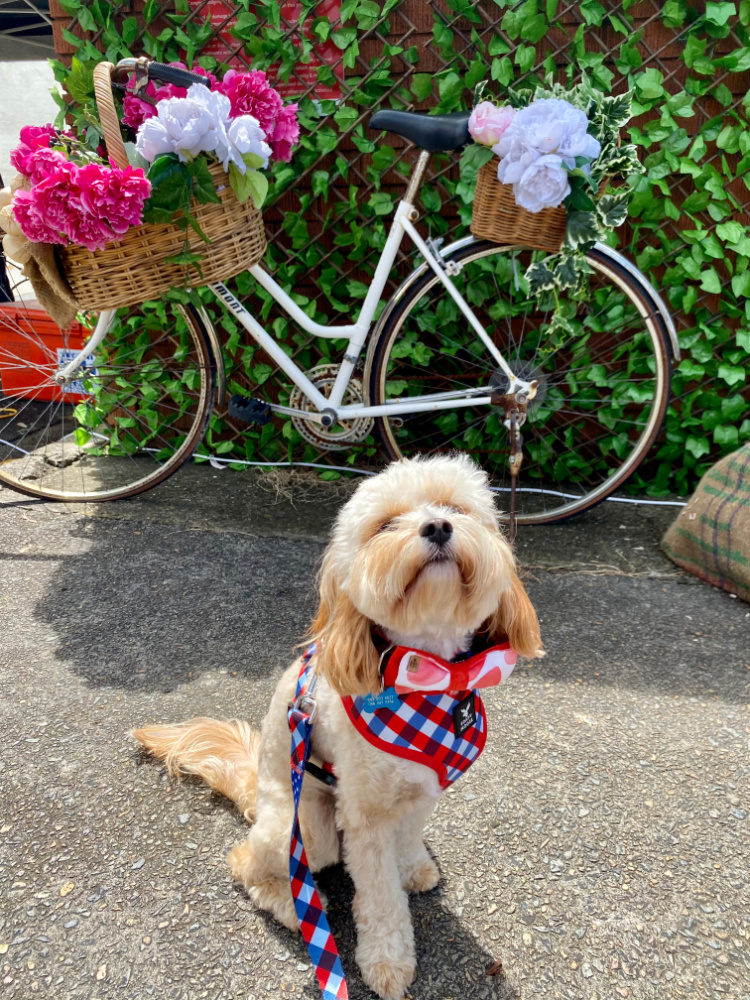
(0, 305), (93, 405)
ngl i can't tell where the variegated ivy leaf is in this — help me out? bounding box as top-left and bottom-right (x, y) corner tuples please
(597, 193), (630, 228)
(525, 261), (557, 295)
(565, 210), (601, 250)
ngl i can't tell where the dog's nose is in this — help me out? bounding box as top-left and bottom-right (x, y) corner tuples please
(419, 519), (453, 547)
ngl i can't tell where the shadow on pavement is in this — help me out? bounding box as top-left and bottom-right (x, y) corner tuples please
(34, 516), (322, 692)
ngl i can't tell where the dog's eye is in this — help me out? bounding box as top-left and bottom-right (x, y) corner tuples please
(377, 519), (393, 533)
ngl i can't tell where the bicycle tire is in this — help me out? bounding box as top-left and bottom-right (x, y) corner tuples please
(0, 299), (215, 502)
(368, 239), (673, 525)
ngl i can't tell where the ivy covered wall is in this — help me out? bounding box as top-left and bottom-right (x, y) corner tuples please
(49, 0), (750, 493)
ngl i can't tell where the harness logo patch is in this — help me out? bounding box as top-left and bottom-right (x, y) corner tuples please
(453, 692), (476, 737)
(406, 654), (420, 673)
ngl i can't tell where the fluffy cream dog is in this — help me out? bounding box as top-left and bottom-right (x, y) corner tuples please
(134, 454), (543, 1000)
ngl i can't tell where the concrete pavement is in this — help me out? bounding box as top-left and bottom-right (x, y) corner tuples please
(1, 465), (748, 1000)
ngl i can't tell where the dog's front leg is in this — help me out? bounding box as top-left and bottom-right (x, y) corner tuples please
(396, 798), (440, 893)
(341, 810), (416, 1000)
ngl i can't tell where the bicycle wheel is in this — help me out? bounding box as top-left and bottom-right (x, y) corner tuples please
(368, 239), (672, 524)
(0, 297), (215, 501)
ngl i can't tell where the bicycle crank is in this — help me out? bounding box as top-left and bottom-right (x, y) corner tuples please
(288, 364), (374, 450)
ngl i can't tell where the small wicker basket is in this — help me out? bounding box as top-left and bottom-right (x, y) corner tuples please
(470, 161), (567, 254)
(57, 62), (267, 311)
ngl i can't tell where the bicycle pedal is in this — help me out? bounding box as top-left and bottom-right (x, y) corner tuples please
(228, 395), (272, 426)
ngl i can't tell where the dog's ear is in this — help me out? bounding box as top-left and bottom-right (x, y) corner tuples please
(309, 549), (380, 696)
(485, 568), (544, 659)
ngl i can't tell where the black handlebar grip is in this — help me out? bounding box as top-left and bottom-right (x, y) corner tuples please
(147, 61), (212, 89)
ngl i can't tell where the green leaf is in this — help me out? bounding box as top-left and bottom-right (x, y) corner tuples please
(635, 68), (665, 100)
(188, 156), (221, 204)
(228, 165), (268, 209)
(411, 73), (434, 102)
(705, 2), (736, 26)
(685, 435), (711, 458)
(714, 424), (739, 447)
(699, 267), (722, 293)
(76, 5), (97, 31)
(565, 211), (600, 249)
(718, 363), (745, 386)
(145, 154), (191, 216)
(164, 250), (205, 267)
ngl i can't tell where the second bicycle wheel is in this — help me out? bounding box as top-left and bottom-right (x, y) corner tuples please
(368, 239), (672, 524)
(0, 297), (215, 502)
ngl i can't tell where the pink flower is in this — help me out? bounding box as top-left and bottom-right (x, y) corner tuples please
(11, 189), (63, 244)
(10, 124), (57, 176)
(122, 64), (218, 130)
(77, 163), (150, 235)
(26, 163), (85, 244)
(218, 69), (283, 134)
(26, 148), (69, 186)
(64, 210), (117, 252)
(269, 103), (299, 162)
(468, 101), (514, 147)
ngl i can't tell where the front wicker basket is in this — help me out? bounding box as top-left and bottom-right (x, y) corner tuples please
(57, 62), (267, 311)
(470, 161), (567, 253)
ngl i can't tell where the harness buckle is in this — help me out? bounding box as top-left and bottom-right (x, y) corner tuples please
(291, 694), (318, 723)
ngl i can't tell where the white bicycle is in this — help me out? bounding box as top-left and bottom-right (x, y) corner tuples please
(0, 60), (677, 523)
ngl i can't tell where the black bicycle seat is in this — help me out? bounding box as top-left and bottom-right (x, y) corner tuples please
(368, 109), (471, 152)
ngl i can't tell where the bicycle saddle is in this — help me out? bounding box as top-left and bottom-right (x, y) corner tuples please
(368, 109), (471, 152)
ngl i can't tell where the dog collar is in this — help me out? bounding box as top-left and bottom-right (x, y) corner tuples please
(375, 634), (517, 695)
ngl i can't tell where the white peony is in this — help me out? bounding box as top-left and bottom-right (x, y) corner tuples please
(511, 153), (571, 213)
(136, 85), (235, 164)
(494, 97), (600, 173)
(222, 115), (272, 174)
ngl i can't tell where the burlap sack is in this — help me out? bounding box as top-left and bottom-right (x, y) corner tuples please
(662, 444), (750, 602)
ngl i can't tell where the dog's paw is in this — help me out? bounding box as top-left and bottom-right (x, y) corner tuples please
(358, 957), (416, 1000)
(401, 856), (439, 893)
(227, 841), (299, 932)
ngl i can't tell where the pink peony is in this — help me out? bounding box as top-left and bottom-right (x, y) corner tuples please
(11, 189), (63, 244)
(468, 101), (514, 147)
(26, 148), (69, 186)
(10, 124), (57, 176)
(122, 64), (218, 130)
(64, 210), (117, 252)
(77, 163), (150, 235)
(27, 164), (86, 244)
(269, 103), (299, 162)
(218, 69), (283, 134)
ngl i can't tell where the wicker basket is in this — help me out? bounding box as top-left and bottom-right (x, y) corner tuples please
(57, 62), (267, 311)
(470, 161), (567, 253)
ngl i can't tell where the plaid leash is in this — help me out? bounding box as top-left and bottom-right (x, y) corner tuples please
(288, 665), (348, 1000)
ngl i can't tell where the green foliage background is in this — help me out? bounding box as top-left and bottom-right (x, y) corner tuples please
(50, 0), (750, 494)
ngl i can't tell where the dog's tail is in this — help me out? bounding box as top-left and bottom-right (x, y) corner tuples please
(132, 718), (260, 821)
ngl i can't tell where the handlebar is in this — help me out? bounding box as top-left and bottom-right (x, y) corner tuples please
(113, 57), (211, 90)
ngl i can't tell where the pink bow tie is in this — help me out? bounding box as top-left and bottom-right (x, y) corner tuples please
(382, 641), (517, 694)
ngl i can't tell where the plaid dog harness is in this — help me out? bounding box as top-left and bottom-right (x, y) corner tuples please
(287, 638), (516, 998)
(342, 636), (517, 788)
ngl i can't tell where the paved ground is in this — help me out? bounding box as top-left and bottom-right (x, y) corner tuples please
(1, 465), (749, 1000)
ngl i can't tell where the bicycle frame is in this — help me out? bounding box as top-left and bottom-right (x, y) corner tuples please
(57, 150), (535, 420)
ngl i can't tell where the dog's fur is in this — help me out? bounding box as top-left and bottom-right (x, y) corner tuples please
(133, 454), (543, 1000)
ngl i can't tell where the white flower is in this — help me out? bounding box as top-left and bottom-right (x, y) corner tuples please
(512, 153), (571, 213)
(494, 97), (600, 173)
(135, 85), (235, 164)
(222, 115), (272, 174)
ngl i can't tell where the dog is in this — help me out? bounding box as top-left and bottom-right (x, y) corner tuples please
(133, 454), (543, 1000)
